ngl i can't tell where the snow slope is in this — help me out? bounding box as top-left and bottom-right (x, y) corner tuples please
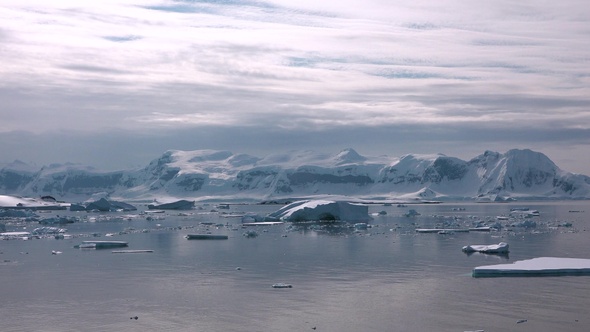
(1, 148), (589, 202)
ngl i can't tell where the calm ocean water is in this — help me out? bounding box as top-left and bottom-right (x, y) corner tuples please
(1, 201), (589, 332)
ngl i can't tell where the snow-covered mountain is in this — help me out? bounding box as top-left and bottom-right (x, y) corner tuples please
(1, 148), (589, 202)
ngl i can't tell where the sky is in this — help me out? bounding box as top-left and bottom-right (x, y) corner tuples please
(1, 0), (589, 174)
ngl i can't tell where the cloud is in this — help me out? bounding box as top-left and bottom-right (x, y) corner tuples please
(1, 0), (589, 174)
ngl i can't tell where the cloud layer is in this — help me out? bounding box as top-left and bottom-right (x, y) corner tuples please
(1, 1), (589, 173)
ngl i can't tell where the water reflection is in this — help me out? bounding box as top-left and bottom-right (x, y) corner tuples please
(2, 201), (590, 331)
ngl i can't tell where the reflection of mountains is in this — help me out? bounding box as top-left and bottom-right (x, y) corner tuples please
(286, 221), (367, 236)
(463, 251), (510, 260)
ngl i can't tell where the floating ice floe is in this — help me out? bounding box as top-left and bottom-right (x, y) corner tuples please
(75, 240), (128, 249)
(416, 228), (470, 233)
(404, 209), (420, 217)
(112, 250), (154, 253)
(472, 257), (590, 278)
(462, 242), (509, 254)
(267, 200), (371, 222)
(354, 222), (368, 230)
(1, 231), (31, 240)
(39, 216), (78, 225)
(510, 208), (540, 217)
(185, 234), (228, 240)
(32, 226), (67, 235)
(242, 221), (284, 226)
(509, 220), (537, 228)
(243, 230), (258, 238)
(271, 283), (292, 288)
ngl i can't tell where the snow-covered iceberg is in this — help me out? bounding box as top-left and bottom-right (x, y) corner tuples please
(267, 200), (371, 222)
(462, 242), (509, 254)
(472, 257), (590, 278)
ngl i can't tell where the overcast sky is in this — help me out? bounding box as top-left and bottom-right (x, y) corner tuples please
(1, 0), (589, 174)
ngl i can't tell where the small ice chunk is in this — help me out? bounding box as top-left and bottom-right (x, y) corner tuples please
(271, 283), (292, 288)
(462, 242), (509, 254)
(404, 209), (420, 217)
(243, 230), (258, 238)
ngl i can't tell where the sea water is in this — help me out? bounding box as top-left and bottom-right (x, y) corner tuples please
(1, 201), (589, 332)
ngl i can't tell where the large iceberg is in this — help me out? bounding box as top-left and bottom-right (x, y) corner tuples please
(472, 257), (590, 278)
(267, 200), (371, 222)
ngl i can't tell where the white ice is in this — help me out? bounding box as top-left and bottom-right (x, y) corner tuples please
(462, 242), (509, 254)
(267, 200), (371, 222)
(472, 257), (590, 277)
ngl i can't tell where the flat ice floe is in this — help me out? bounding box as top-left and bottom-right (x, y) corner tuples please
(472, 257), (590, 278)
(462, 242), (509, 254)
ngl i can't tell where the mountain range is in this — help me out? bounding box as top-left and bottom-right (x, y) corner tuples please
(1, 148), (589, 202)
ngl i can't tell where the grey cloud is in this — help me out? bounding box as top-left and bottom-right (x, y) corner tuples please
(60, 64), (132, 75)
(103, 35), (142, 42)
(1, 124), (589, 173)
(1, 1), (589, 175)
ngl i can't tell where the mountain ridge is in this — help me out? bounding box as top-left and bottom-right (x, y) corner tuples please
(1, 148), (589, 202)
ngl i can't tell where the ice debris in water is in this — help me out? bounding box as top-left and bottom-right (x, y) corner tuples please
(243, 230), (258, 238)
(271, 283), (292, 288)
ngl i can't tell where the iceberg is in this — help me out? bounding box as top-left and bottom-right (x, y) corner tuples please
(462, 242), (509, 254)
(267, 200), (371, 222)
(84, 198), (137, 212)
(472, 257), (590, 278)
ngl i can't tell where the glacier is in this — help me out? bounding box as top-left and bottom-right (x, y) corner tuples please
(1, 148), (589, 202)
